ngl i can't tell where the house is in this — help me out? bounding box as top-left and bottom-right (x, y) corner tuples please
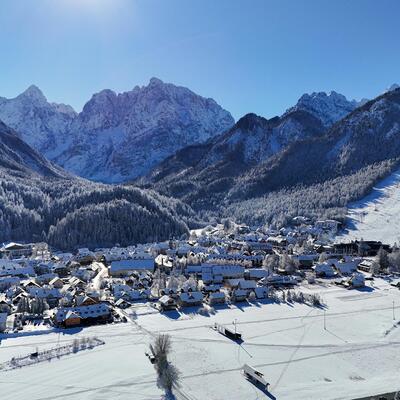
(27, 286), (62, 300)
(54, 303), (111, 327)
(358, 259), (375, 273)
(75, 295), (98, 307)
(52, 262), (69, 277)
(53, 252), (74, 263)
(0, 260), (35, 277)
(115, 298), (131, 309)
(123, 289), (150, 301)
(206, 291), (226, 305)
(75, 248), (95, 264)
(224, 278), (242, 289)
(186, 265), (203, 276)
(0, 313), (8, 332)
(0, 276), (20, 291)
(333, 258), (360, 275)
(203, 264), (245, 280)
(230, 288), (248, 302)
(68, 276), (87, 290)
(178, 291), (203, 307)
(158, 295), (177, 311)
(155, 254), (173, 270)
(238, 279), (257, 293)
(36, 273), (58, 285)
(245, 269), (268, 280)
(22, 280), (41, 290)
(294, 254), (317, 268)
(254, 287), (268, 299)
(159, 288), (179, 299)
(314, 263), (336, 278)
(0, 297), (11, 314)
(0, 242), (32, 259)
(49, 277), (64, 289)
(202, 284), (222, 293)
(261, 274), (298, 286)
(110, 257), (155, 277)
(266, 236), (287, 249)
(349, 273), (365, 288)
(62, 310), (81, 327)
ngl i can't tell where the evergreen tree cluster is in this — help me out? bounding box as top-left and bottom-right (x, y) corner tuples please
(221, 160), (396, 228)
(0, 171), (194, 250)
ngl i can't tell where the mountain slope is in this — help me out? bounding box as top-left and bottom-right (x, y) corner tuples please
(0, 120), (195, 249)
(0, 79), (234, 183)
(0, 120), (68, 178)
(339, 167), (400, 244)
(142, 91), (356, 206)
(142, 88), (400, 227)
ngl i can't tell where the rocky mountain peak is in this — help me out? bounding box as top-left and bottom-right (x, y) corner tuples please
(18, 85), (47, 103)
(284, 90), (358, 128)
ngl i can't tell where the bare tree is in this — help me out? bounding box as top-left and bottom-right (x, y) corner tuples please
(159, 363), (180, 394)
(151, 334), (172, 365)
(149, 334), (180, 396)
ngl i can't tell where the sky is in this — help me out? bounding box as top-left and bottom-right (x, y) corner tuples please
(0, 0), (400, 120)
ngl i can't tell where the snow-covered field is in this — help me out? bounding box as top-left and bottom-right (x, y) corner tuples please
(340, 168), (400, 244)
(1, 279), (400, 400)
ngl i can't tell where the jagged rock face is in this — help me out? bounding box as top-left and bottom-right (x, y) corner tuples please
(283, 91), (359, 128)
(0, 79), (234, 183)
(58, 78), (234, 182)
(0, 85), (76, 155)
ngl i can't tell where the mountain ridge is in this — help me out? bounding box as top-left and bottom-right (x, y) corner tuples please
(0, 78), (234, 183)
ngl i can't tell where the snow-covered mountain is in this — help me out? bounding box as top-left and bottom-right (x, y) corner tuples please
(0, 119), (68, 179)
(0, 78), (234, 183)
(386, 83), (400, 93)
(0, 85), (76, 154)
(283, 91), (359, 128)
(143, 87), (400, 216)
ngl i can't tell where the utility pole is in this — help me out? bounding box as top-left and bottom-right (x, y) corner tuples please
(393, 300), (396, 321)
(324, 310), (326, 330)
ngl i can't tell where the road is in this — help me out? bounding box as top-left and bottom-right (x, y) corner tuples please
(90, 262), (108, 292)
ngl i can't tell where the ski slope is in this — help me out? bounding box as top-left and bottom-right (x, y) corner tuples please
(1, 278), (400, 400)
(340, 168), (400, 245)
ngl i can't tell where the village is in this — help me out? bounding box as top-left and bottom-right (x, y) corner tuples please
(0, 218), (398, 334)
(1, 218), (400, 400)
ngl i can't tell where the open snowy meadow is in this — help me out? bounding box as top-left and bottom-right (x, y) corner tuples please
(1, 278), (400, 400)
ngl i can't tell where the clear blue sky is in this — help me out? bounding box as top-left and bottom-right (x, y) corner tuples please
(0, 0), (399, 120)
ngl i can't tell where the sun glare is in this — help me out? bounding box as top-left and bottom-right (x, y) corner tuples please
(58, 0), (123, 17)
